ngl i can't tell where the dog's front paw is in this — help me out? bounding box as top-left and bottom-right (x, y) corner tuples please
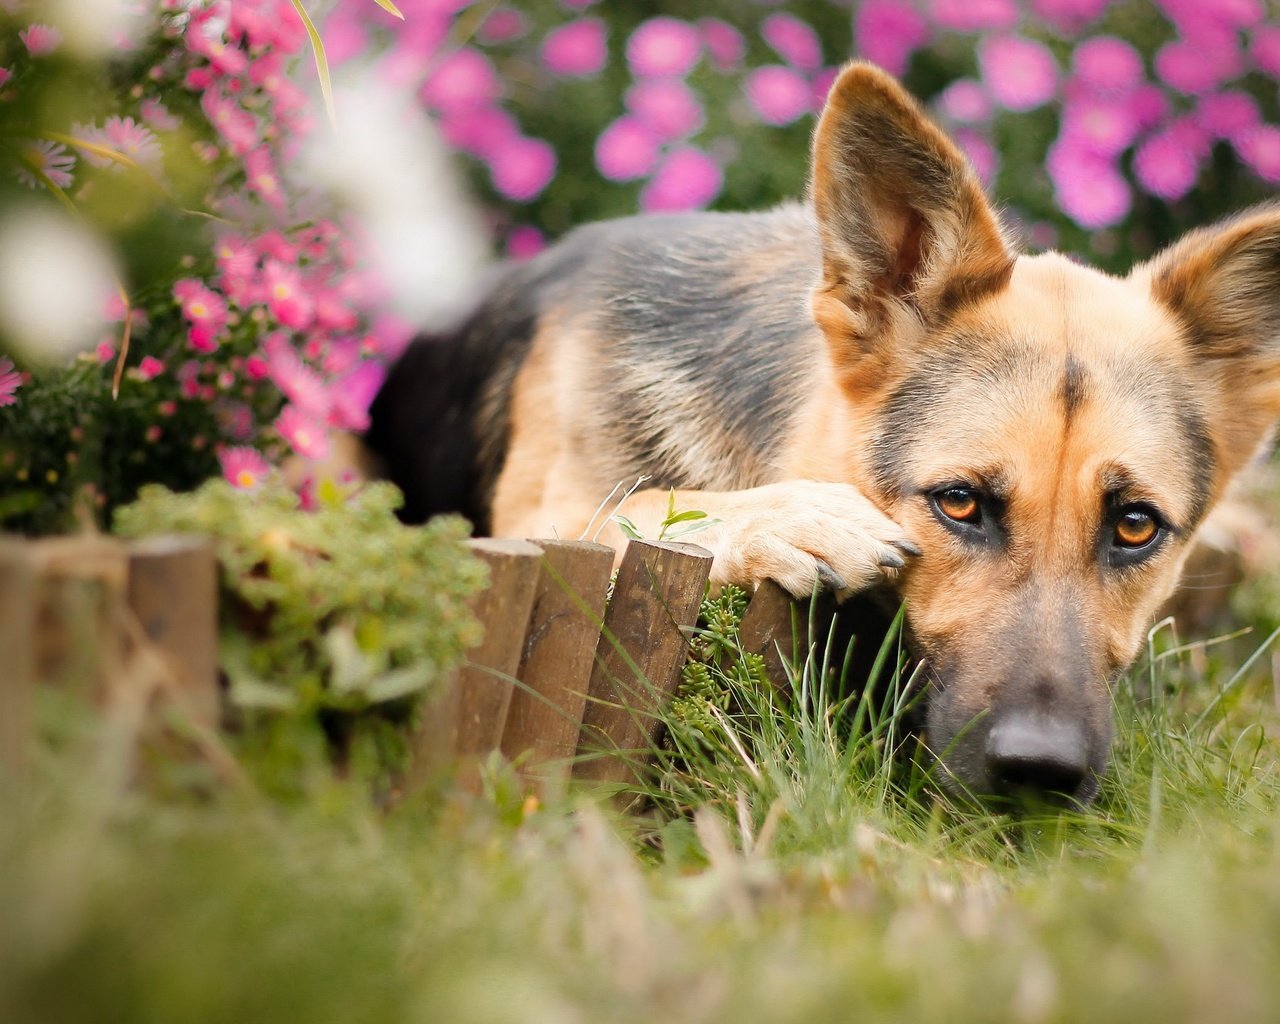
(713, 481), (918, 598)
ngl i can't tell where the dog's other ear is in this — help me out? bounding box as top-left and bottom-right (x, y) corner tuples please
(810, 63), (1013, 374)
(1139, 203), (1280, 476)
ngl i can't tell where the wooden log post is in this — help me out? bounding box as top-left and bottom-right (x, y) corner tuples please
(573, 539), (712, 791)
(0, 541), (36, 774)
(412, 538), (543, 788)
(30, 536), (129, 703)
(737, 582), (837, 692)
(125, 536), (220, 729)
(500, 539), (614, 799)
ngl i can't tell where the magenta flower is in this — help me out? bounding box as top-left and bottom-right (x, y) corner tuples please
(488, 136), (557, 201)
(263, 260), (314, 332)
(420, 48), (502, 111)
(1031, 0), (1110, 33)
(245, 355), (269, 381)
(1048, 142), (1131, 228)
(811, 68), (839, 110)
(980, 35), (1059, 112)
(938, 79), (992, 124)
(1155, 33), (1240, 94)
(136, 356), (165, 381)
(1195, 91), (1260, 141)
(1126, 84), (1170, 131)
(277, 405), (330, 461)
(15, 139), (75, 190)
(439, 104), (519, 160)
(1060, 96), (1140, 156)
(175, 280), (228, 354)
(328, 362), (385, 433)
(625, 79), (704, 141)
(1133, 130), (1202, 200)
(219, 446), (271, 490)
(186, 12), (247, 75)
(762, 13), (822, 72)
(641, 147), (722, 213)
(1072, 37), (1143, 96)
(954, 128), (998, 185)
(745, 66), (812, 126)
(595, 116), (660, 181)
(1251, 26), (1280, 76)
(506, 225), (547, 261)
(930, 0), (1018, 32)
(479, 9), (529, 44)
(202, 91), (260, 156)
(701, 19), (744, 71)
(20, 23), (62, 56)
(0, 358), (21, 407)
(77, 116), (163, 171)
(263, 335), (329, 419)
(626, 17), (701, 78)
(855, 0), (928, 76)
(1234, 125), (1280, 182)
(0, 68), (10, 88)
(541, 18), (607, 77)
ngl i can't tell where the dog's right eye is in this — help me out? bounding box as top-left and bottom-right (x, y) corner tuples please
(934, 487), (982, 526)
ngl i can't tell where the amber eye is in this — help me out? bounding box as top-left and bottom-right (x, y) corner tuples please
(1114, 508), (1159, 549)
(935, 487), (982, 525)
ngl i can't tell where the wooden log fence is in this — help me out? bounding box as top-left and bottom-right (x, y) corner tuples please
(0, 534), (814, 792)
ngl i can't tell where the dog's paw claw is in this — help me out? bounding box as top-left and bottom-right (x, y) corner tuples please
(814, 559), (848, 592)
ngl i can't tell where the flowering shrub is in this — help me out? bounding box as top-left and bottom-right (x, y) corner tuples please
(2, 0), (1279, 535)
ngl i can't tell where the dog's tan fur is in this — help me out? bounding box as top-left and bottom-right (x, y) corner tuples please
(368, 63), (1280, 802)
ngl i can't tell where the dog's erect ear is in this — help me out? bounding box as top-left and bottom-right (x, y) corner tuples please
(810, 63), (1013, 371)
(1139, 204), (1280, 475)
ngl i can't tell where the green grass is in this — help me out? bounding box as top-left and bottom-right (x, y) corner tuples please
(5, 603), (1280, 1024)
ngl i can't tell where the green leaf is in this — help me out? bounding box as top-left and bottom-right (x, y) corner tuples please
(663, 509), (709, 526)
(369, 0), (404, 16)
(613, 514), (644, 541)
(288, 0), (338, 132)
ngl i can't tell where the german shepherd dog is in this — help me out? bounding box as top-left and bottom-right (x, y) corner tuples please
(365, 63), (1280, 806)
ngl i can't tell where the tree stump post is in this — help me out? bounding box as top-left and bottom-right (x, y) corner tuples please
(0, 541), (36, 774)
(500, 539), (614, 799)
(737, 581), (837, 693)
(126, 535), (220, 729)
(412, 538), (543, 789)
(573, 539), (712, 792)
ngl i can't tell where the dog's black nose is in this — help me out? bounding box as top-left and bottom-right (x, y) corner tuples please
(984, 711), (1089, 801)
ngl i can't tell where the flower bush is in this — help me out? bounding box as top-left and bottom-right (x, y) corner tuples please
(1, 0), (1279, 535)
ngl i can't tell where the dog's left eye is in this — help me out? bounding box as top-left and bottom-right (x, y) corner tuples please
(1113, 507), (1160, 549)
(934, 487), (982, 526)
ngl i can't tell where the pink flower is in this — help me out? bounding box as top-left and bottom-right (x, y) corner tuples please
(263, 260), (314, 331)
(244, 147), (285, 211)
(136, 356), (165, 381)
(1031, 0), (1110, 33)
(641, 147), (722, 212)
(1195, 91), (1260, 141)
(811, 67), (839, 110)
(1048, 142), (1131, 228)
(264, 334), (330, 418)
(439, 104), (519, 160)
(762, 13), (822, 72)
(0, 358), (21, 407)
(202, 91), (259, 155)
(855, 0), (928, 76)
(1060, 96), (1140, 156)
(1235, 125), (1280, 182)
(174, 279), (228, 353)
(745, 66), (812, 125)
(626, 17), (701, 78)
(277, 405), (330, 461)
(1133, 129), (1202, 200)
(1072, 37), (1143, 96)
(15, 140), (75, 190)
(140, 99), (181, 132)
(1155, 33), (1240, 94)
(506, 225), (546, 261)
(95, 341), (116, 364)
(245, 355), (269, 380)
(701, 19), (744, 71)
(625, 79), (704, 141)
(328, 362), (385, 433)
(1126, 84), (1170, 131)
(420, 48), (502, 111)
(980, 35), (1059, 112)
(937, 79), (992, 123)
(541, 18), (607, 77)
(219, 446), (271, 490)
(595, 116), (660, 181)
(185, 12), (246, 75)
(1252, 26), (1280, 76)
(930, 0), (1018, 31)
(0, 68), (10, 88)
(954, 128), (998, 185)
(20, 24), (62, 56)
(488, 136), (556, 201)
(321, 8), (369, 65)
(479, 9), (528, 44)
(77, 116), (162, 171)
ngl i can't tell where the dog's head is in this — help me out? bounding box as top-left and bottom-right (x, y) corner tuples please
(809, 63), (1280, 805)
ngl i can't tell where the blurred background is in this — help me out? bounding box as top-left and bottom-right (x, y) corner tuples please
(1, 0), (1278, 534)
